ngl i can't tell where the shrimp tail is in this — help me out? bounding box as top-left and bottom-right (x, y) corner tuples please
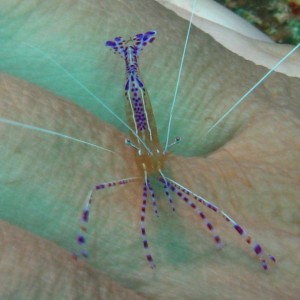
(105, 30), (156, 58)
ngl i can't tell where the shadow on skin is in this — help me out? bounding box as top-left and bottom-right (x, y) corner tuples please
(0, 0), (299, 299)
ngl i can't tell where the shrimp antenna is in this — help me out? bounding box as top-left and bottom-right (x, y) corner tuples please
(125, 138), (141, 154)
(205, 43), (300, 136)
(0, 117), (118, 155)
(164, 136), (181, 153)
(164, 0), (197, 153)
(22, 43), (153, 156)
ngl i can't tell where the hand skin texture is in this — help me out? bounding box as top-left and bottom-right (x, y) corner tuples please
(0, 1), (299, 299)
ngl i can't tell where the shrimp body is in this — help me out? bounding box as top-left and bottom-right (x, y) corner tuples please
(75, 31), (276, 271)
(106, 31), (166, 175)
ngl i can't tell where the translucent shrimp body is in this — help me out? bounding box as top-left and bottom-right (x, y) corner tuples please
(106, 31), (167, 176)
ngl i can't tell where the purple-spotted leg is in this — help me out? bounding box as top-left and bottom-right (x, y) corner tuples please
(146, 179), (159, 217)
(159, 171), (176, 212)
(162, 182), (176, 212)
(167, 178), (276, 270)
(141, 182), (155, 268)
(158, 178), (223, 249)
(74, 177), (140, 259)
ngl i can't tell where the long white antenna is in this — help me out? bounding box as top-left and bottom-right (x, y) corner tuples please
(205, 43), (300, 136)
(23, 43), (153, 155)
(0, 117), (119, 155)
(164, 0), (197, 153)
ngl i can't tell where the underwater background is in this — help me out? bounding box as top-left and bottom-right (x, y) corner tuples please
(216, 0), (300, 45)
(0, 1), (299, 299)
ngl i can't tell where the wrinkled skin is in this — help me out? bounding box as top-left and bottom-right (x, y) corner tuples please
(0, 1), (299, 299)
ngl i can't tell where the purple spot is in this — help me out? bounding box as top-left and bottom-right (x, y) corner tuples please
(190, 203), (196, 209)
(199, 212), (205, 219)
(82, 210), (89, 222)
(262, 260), (267, 270)
(146, 31), (156, 35)
(207, 223), (213, 231)
(143, 240), (149, 248)
(125, 79), (129, 91)
(215, 236), (221, 243)
(96, 184), (105, 189)
(254, 244), (262, 255)
(136, 77), (144, 87)
(77, 235), (85, 244)
(208, 204), (217, 212)
(234, 224), (244, 235)
(105, 40), (116, 47)
(146, 254), (153, 262)
(141, 228), (146, 235)
(269, 255), (276, 263)
(149, 37), (155, 43)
